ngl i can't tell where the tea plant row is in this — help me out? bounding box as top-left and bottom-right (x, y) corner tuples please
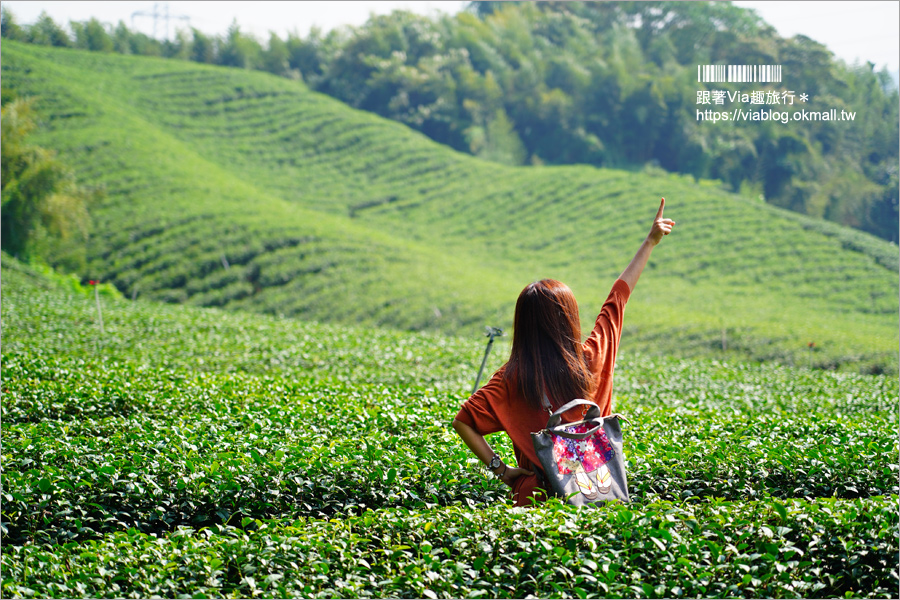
(4, 352), (897, 546)
(3, 258), (897, 598)
(3, 496), (895, 598)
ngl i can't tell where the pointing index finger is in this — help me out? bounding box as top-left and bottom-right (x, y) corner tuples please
(656, 197), (665, 220)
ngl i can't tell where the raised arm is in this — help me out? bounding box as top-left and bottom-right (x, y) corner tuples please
(618, 198), (676, 292)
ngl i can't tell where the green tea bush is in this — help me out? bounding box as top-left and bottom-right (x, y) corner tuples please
(2, 499), (896, 598)
(2, 258), (897, 598)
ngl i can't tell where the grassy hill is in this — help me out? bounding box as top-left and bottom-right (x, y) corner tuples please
(2, 41), (897, 372)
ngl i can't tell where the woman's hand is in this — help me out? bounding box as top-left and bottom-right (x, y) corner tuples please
(451, 419), (534, 488)
(647, 197), (676, 246)
(499, 465), (534, 488)
(618, 197), (676, 291)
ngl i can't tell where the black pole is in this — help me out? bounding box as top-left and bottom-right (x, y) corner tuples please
(472, 327), (503, 395)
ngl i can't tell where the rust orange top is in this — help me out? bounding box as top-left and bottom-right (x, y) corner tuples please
(454, 279), (631, 506)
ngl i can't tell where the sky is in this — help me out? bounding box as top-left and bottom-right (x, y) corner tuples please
(732, 1), (899, 72)
(3, 1), (899, 73)
(2, 1), (468, 41)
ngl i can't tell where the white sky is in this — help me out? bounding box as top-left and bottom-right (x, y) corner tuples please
(3, 1), (898, 72)
(2, 1), (467, 40)
(732, 1), (899, 72)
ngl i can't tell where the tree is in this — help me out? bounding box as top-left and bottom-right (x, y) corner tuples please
(27, 11), (71, 47)
(190, 28), (217, 64)
(112, 21), (133, 54)
(285, 28), (326, 85)
(1, 98), (96, 271)
(261, 32), (294, 78)
(218, 21), (261, 69)
(0, 6), (27, 41)
(165, 29), (193, 60)
(71, 18), (114, 52)
(464, 106), (527, 165)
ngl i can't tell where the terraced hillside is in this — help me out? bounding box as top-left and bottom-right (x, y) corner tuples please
(2, 41), (897, 371)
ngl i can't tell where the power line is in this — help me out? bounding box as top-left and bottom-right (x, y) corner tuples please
(131, 3), (190, 41)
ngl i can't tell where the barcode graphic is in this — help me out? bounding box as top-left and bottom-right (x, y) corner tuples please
(698, 65), (782, 83)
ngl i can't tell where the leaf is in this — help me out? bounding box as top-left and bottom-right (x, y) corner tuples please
(37, 478), (52, 494)
(472, 556), (487, 570)
(773, 501), (787, 521)
(386, 467), (397, 485)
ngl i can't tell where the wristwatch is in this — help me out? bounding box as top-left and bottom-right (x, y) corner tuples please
(488, 455), (502, 472)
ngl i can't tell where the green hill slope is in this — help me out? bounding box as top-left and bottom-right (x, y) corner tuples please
(2, 42), (897, 372)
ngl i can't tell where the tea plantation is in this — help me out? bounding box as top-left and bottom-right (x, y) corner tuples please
(2, 256), (897, 598)
(2, 41), (898, 373)
(3, 40), (898, 598)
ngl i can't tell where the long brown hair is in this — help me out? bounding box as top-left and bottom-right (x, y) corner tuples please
(504, 279), (595, 411)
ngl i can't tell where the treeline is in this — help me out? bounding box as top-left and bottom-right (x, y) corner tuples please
(2, 2), (897, 242)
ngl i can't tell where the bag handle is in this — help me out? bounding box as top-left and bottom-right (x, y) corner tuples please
(546, 399), (600, 428)
(546, 413), (630, 439)
(548, 421), (604, 440)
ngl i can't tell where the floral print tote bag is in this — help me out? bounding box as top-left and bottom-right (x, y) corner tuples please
(531, 399), (630, 505)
